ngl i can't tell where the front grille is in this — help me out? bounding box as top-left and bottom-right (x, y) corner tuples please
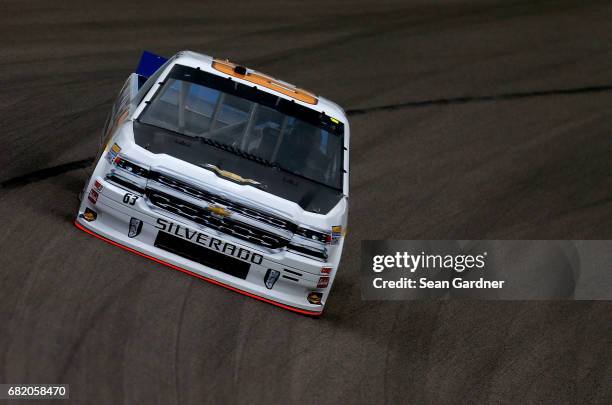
(154, 231), (250, 279)
(145, 171), (329, 260)
(150, 171), (296, 232)
(147, 189), (289, 249)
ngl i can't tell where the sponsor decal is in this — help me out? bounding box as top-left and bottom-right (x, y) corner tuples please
(155, 218), (263, 265)
(331, 225), (342, 244)
(107, 143), (121, 163)
(88, 189), (99, 204)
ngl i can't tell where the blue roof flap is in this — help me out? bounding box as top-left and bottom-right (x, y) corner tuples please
(136, 51), (168, 78)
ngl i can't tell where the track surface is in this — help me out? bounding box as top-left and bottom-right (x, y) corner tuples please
(1, 1), (611, 403)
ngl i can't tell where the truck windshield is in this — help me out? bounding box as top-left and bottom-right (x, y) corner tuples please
(138, 65), (344, 190)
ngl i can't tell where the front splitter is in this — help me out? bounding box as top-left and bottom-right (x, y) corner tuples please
(74, 219), (323, 317)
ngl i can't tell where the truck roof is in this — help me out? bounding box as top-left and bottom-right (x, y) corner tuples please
(172, 50), (348, 124)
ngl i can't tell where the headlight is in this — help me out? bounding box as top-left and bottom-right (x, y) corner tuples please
(105, 155), (149, 194)
(114, 157), (149, 177)
(295, 226), (330, 244)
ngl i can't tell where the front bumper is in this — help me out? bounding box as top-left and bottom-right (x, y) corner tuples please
(76, 178), (331, 315)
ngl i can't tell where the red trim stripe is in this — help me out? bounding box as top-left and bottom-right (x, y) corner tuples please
(73, 220), (322, 316)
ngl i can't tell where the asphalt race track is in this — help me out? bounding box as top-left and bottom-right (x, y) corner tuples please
(1, 1), (611, 403)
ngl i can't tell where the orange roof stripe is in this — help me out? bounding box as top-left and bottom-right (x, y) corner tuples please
(212, 59), (318, 105)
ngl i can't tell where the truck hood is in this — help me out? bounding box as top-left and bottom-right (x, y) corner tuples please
(132, 121), (344, 214)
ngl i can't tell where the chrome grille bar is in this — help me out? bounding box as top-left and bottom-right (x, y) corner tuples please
(149, 171), (296, 232)
(147, 189), (290, 249)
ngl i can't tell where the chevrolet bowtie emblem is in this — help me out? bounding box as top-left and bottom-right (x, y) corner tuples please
(207, 205), (232, 218)
(204, 164), (261, 186)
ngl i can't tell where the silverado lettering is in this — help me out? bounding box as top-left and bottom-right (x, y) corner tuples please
(155, 218), (263, 265)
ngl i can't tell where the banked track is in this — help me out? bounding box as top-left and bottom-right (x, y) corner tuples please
(1, 1), (611, 404)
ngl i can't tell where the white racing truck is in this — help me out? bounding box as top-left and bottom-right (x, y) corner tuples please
(75, 51), (349, 315)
